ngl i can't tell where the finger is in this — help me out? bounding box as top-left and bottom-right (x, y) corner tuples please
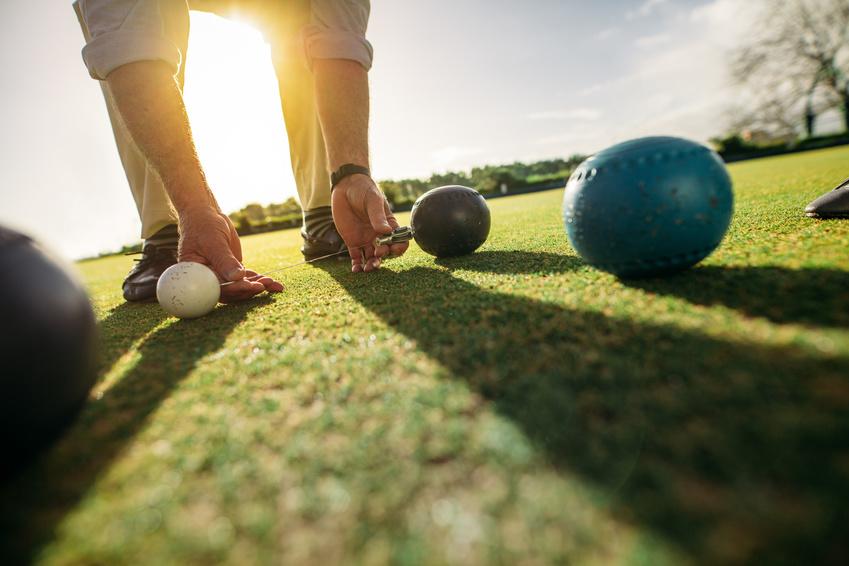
(241, 269), (284, 292)
(384, 202), (400, 229)
(350, 245), (365, 273)
(366, 192), (392, 234)
(221, 279), (264, 295)
(364, 255), (381, 272)
(256, 276), (285, 293)
(228, 221), (244, 262)
(383, 202), (408, 257)
(389, 241), (410, 257)
(209, 246), (246, 282)
(220, 280), (266, 303)
(362, 244), (380, 272)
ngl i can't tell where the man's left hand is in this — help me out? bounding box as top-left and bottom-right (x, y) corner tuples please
(331, 174), (409, 273)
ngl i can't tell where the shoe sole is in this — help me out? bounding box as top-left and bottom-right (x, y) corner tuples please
(123, 293), (158, 303)
(123, 287), (158, 302)
(806, 212), (849, 219)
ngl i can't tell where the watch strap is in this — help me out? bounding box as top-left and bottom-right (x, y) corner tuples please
(331, 164), (371, 190)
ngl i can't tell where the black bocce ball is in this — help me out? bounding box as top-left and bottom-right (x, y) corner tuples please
(0, 226), (98, 462)
(410, 185), (491, 257)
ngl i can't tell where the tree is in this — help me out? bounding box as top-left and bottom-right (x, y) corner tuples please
(428, 171), (473, 188)
(732, 0), (849, 135)
(709, 133), (749, 155)
(379, 181), (408, 209)
(470, 166), (524, 194)
(229, 211), (254, 235)
(727, 91), (805, 141)
(267, 197), (301, 218)
(378, 156), (586, 207)
(243, 203), (267, 223)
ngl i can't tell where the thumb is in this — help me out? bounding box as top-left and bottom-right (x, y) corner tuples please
(367, 192), (392, 234)
(210, 247), (245, 282)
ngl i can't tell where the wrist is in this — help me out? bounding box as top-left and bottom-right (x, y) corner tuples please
(333, 173), (379, 201)
(167, 173), (218, 213)
(174, 184), (219, 214)
(177, 201), (220, 222)
(331, 164), (371, 191)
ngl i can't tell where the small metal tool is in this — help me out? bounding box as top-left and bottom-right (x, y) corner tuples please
(375, 226), (414, 247)
(220, 226), (415, 286)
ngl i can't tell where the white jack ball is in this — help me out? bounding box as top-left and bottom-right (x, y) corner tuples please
(156, 262), (221, 319)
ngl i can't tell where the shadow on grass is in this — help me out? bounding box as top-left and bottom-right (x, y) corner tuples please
(434, 250), (585, 274)
(326, 252), (849, 564)
(0, 299), (267, 563)
(0, 302), (168, 482)
(98, 301), (170, 375)
(625, 265), (849, 328)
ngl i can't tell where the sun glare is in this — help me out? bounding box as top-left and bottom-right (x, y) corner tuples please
(183, 12), (298, 214)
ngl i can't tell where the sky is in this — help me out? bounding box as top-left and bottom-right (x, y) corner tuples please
(0, 0), (836, 259)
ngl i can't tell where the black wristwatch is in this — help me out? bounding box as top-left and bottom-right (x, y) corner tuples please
(331, 164), (371, 190)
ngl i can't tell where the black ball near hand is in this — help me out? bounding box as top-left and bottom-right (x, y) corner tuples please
(410, 185), (491, 257)
(0, 226), (98, 466)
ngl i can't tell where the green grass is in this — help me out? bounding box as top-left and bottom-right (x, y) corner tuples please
(3, 146), (849, 565)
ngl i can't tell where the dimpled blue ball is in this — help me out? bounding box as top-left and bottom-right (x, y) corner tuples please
(562, 136), (733, 278)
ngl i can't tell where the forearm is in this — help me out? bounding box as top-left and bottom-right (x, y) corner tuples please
(313, 59), (370, 170)
(106, 61), (217, 213)
(314, 59), (406, 271)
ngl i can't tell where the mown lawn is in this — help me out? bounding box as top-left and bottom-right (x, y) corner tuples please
(2, 146), (849, 565)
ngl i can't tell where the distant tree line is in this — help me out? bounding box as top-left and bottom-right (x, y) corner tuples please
(710, 131), (849, 162)
(379, 155), (585, 208)
(227, 155), (586, 235)
(228, 197), (303, 235)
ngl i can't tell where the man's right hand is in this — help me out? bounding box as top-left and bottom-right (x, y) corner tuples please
(178, 207), (283, 302)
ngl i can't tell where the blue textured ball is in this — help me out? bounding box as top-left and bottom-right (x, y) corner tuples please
(562, 136), (733, 278)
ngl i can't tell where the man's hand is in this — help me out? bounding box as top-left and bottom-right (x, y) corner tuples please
(331, 175), (409, 273)
(178, 207), (284, 302)
(105, 62), (282, 301)
(312, 59), (405, 272)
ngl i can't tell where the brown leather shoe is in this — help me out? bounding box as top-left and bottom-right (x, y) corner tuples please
(122, 243), (178, 301)
(300, 223), (348, 261)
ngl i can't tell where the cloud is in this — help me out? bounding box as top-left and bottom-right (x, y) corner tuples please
(689, 0), (755, 40)
(431, 146), (484, 169)
(596, 26), (620, 40)
(634, 33), (672, 48)
(627, 0), (670, 19)
(528, 108), (603, 121)
(536, 0), (755, 157)
(536, 129), (598, 146)
(578, 83), (606, 96)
